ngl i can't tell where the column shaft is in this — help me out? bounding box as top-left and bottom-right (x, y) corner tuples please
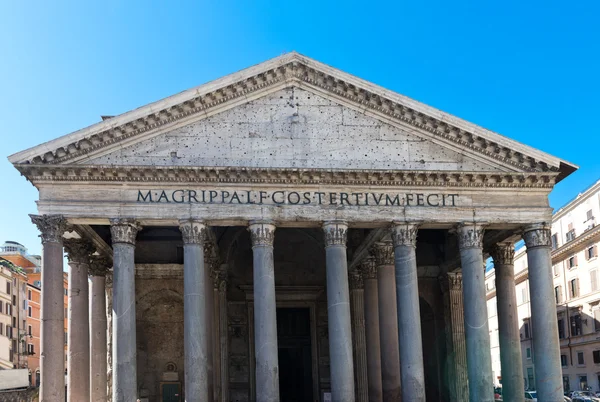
(323, 222), (355, 402)
(457, 224), (494, 402)
(64, 239), (93, 402)
(349, 269), (368, 402)
(111, 219), (140, 402)
(373, 241), (401, 402)
(392, 223), (426, 401)
(180, 220), (210, 402)
(204, 244), (215, 402)
(216, 267), (229, 402)
(491, 244), (524, 402)
(249, 222), (280, 402)
(89, 259), (108, 402)
(524, 224), (563, 401)
(362, 257), (383, 402)
(31, 215), (67, 402)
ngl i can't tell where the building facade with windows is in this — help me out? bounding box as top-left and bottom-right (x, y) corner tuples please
(486, 179), (600, 394)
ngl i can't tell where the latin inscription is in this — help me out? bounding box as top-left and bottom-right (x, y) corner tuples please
(137, 189), (459, 207)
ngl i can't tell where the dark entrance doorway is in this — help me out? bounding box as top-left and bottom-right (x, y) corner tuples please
(277, 307), (313, 402)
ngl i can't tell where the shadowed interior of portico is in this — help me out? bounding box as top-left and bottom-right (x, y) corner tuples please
(85, 223), (511, 402)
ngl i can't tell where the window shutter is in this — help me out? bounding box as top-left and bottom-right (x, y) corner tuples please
(575, 255), (579, 266)
(595, 310), (600, 332)
(568, 222), (574, 231)
(594, 245), (598, 258)
(559, 285), (563, 303)
(592, 271), (598, 292)
(576, 278), (580, 297)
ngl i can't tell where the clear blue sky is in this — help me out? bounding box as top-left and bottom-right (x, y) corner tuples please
(1, 1), (599, 256)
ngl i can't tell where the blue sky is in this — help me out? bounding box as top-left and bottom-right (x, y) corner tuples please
(1, 1), (599, 256)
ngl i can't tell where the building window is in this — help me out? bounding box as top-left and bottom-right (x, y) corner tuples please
(64, 288), (68, 296)
(594, 350), (600, 364)
(522, 287), (529, 303)
(564, 375), (571, 392)
(595, 310), (600, 332)
(587, 209), (594, 221)
(524, 322), (531, 339)
(552, 233), (559, 250)
(28, 306), (31, 317)
(570, 278), (580, 298)
(561, 354), (568, 367)
(12, 295), (16, 306)
(526, 347), (531, 359)
(553, 264), (560, 277)
(566, 224), (576, 242)
(527, 367), (535, 390)
(572, 314), (583, 336)
(568, 255), (578, 269)
(558, 318), (566, 339)
(0, 323), (3, 335)
(64, 332), (67, 345)
(27, 325), (31, 336)
(0, 300), (3, 313)
(555, 286), (563, 304)
(592, 270), (599, 292)
(27, 344), (34, 354)
(6, 282), (10, 295)
(27, 290), (31, 300)
(579, 375), (588, 389)
(587, 245), (598, 260)
(578, 351), (585, 365)
(35, 370), (40, 387)
(6, 304), (10, 315)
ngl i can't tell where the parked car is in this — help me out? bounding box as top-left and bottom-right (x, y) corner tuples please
(524, 390), (572, 401)
(570, 391), (600, 401)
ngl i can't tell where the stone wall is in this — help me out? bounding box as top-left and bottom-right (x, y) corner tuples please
(0, 388), (39, 402)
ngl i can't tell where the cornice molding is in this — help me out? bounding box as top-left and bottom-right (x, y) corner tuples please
(16, 164), (559, 188)
(11, 57), (567, 176)
(552, 224), (600, 262)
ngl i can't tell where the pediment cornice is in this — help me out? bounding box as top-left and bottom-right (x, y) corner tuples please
(9, 52), (576, 181)
(17, 164), (558, 188)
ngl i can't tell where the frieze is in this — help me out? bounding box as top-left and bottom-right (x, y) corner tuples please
(391, 223), (419, 248)
(16, 164), (558, 189)
(323, 222), (348, 247)
(523, 224), (552, 249)
(19, 56), (558, 175)
(30, 214), (68, 244)
(109, 218), (141, 245)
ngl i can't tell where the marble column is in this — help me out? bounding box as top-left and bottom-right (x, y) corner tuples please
(179, 219), (210, 402)
(392, 223), (425, 401)
(524, 224), (564, 400)
(64, 238), (94, 402)
(106, 271), (113, 400)
(30, 215), (68, 402)
(204, 241), (216, 401)
(349, 267), (368, 402)
(215, 265), (229, 402)
(490, 242), (524, 402)
(440, 272), (468, 402)
(372, 240), (401, 402)
(110, 218), (140, 402)
(361, 256), (383, 402)
(457, 223), (494, 402)
(249, 221), (280, 402)
(89, 256), (109, 402)
(323, 221), (355, 402)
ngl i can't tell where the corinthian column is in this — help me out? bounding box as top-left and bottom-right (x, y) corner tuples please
(214, 266), (229, 402)
(179, 219), (210, 402)
(392, 222), (425, 401)
(204, 241), (216, 401)
(89, 256), (109, 402)
(349, 267), (368, 402)
(30, 214), (68, 402)
(249, 221), (280, 402)
(323, 221), (355, 402)
(110, 218), (140, 402)
(490, 243), (524, 402)
(361, 256), (382, 402)
(64, 238), (94, 402)
(440, 272), (468, 402)
(523, 224), (563, 400)
(372, 240), (401, 402)
(457, 223), (493, 402)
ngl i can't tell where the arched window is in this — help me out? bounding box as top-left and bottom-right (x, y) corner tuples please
(35, 369), (40, 387)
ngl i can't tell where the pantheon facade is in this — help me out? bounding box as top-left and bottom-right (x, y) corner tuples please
(9, 53), (576, 402)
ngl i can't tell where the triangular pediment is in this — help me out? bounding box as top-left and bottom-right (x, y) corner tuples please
(9, 52), (576, 182)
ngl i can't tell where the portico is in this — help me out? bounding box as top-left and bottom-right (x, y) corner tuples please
(12, 53), (575, 402)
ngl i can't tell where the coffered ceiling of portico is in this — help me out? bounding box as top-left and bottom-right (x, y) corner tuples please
(9, 52), (576, 186)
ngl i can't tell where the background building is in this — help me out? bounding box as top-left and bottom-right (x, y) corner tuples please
(486, 179), (600, 393)
(0, 241), (67, 387)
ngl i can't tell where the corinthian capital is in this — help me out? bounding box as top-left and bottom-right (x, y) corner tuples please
(179, 220), (206, 244)
(360, 256), (377, 279)
(440, 272), (462, 293)
(457, 223), (485, 250)
(323, 221), (348, 247)
(249, 221), (276, 247)
(30, 214), (68, 244)
(490, 242), (515, 266)
(391, 222), (419, 247)
(64, 238), (95, 264)
(349, 267), (364, 290)
(523, 223), (551, 249)
(110, 218), (141, 245)
(372, 240), (394, 266)
(89, 255), (110, 277)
